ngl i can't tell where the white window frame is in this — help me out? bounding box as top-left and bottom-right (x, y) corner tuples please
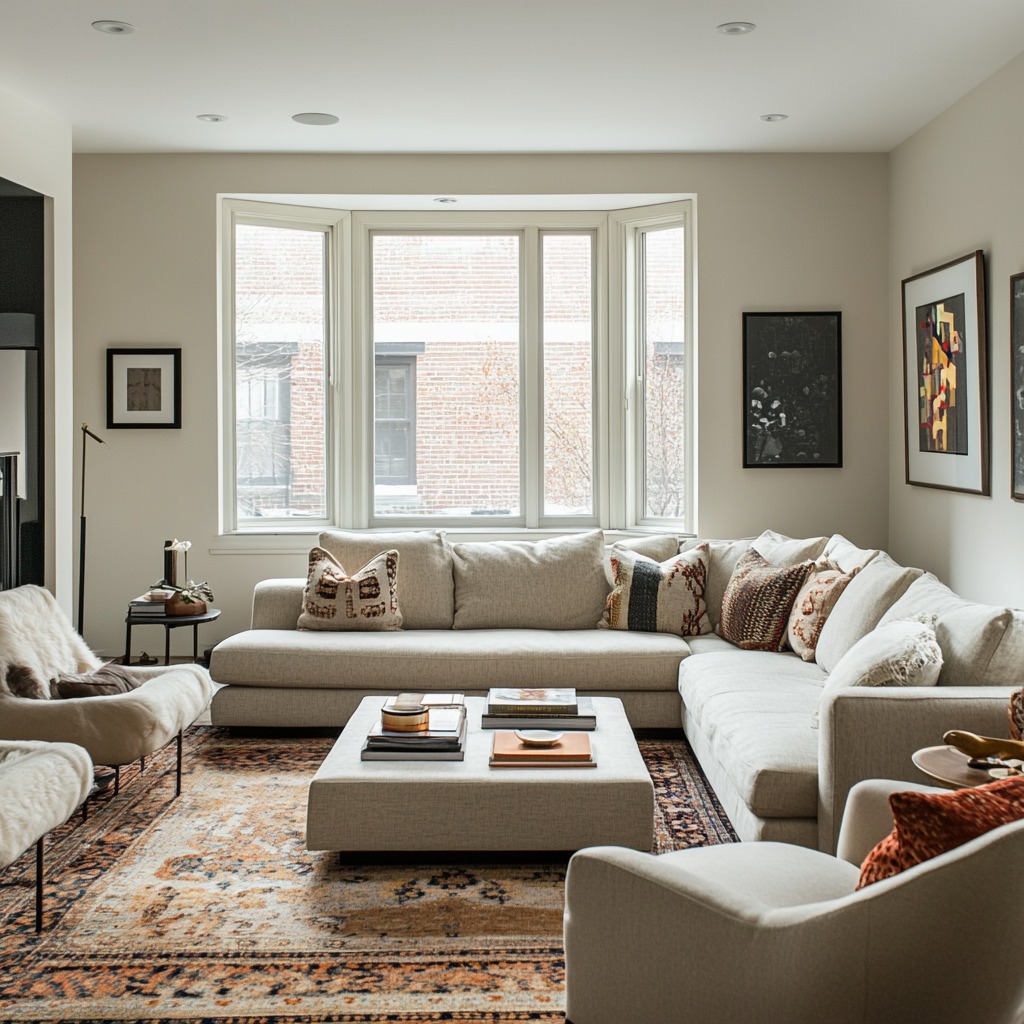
(218, 197), (693, 537)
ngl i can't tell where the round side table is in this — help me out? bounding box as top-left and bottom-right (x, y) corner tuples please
(123, 607), (221, 667)
(912, 745), (1002, 789)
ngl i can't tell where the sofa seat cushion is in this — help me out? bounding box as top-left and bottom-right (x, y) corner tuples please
(211, 628), (691, 693)
(679, 650), (826, 818)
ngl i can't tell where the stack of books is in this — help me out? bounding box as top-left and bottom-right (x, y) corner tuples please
(488, 730), (596, 769)
(481, 687), (597, 730)
(128, 589), (174, 617)
(360, 693), (467, 761)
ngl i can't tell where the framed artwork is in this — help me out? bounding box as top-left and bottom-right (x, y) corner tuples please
(1012, 272), (1024, 501)
(742, 311), (842, 468)
(901, 251), (988, 495)
(106, 347), (181, 429)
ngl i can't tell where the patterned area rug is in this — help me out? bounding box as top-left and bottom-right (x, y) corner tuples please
(0, 727), (736, 1023)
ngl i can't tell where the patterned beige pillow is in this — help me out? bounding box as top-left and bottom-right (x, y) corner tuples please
(787, 560), (858, 661)
(297, 547), (402, 631)
(600, 544), (711, 637)
(719, 549), (812, 652)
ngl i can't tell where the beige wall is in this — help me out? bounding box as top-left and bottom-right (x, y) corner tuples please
(889, 51), (1024, 605)
(0, 87), (74, 609)
(72, 152), (889, 658)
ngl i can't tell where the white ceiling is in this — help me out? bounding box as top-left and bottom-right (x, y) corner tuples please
(2, 0), (1024, 155)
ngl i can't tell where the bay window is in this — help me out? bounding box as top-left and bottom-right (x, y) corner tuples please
(221, 198), (693, 534)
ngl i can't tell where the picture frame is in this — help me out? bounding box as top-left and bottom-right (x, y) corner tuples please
(1011, 272), (1024, 501)
(106, 347), (181, 429)
(742, 311), (842, 468)
(901, 251), (988, 495)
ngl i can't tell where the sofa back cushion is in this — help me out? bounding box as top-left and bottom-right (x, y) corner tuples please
(878, 573), (1013, 686)
(450, 530), (608, 630)
(318, 530), (454, 630)
(821, 533), (883, 574)
(814, 559), (923, 674)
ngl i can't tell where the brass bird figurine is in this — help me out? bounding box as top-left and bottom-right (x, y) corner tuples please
(943, 730), (1024, 762)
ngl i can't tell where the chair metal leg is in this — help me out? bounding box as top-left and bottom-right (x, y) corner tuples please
(35, 836), (44, 932)
(140, 754), (146, 773)
(82, 797), (89, 822)
(114, 765), (120, 795)
(175, 730), (183, 797)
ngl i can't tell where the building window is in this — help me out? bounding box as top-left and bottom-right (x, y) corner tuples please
(222, 199), (693, 534)
(374, 352), (418, 488)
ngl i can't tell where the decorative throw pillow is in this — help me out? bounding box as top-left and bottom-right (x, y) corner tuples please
(718, 549), (812, 652)
(787, 560), (858, 662)
(820, 618), (943, 693)
(52, 663), (142, 699)
(857, 777), (1024, 889)
(1010, 689), (1024, 741)
(297, 546), (402, 632)
(3, 664), (50, 699)
(600, 544), (711, 637)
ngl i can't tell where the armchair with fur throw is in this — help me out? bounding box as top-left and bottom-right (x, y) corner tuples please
(0, 585), (211, 791)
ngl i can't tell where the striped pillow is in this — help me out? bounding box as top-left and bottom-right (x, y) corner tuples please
(720, 549), (812, 651)
(600, 544), (711, 637)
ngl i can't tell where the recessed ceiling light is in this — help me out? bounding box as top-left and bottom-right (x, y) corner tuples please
(196, 114), (227, 123)
(760, 113), (789, 122)
(434, 197), (458, 204)
(91, 20), (135, 34)
(291, 112), (340, 126)
(716, 22), (756, 35)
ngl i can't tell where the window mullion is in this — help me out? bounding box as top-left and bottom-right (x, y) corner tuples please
(522, 226), (542, 528)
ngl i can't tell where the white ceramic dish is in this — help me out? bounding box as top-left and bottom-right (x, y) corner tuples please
(514, 730), (565, 747)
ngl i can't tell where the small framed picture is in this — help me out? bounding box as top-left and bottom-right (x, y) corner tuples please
(106, 348), (181, 429)
(1011, 272), (1024, 501)
(901, 251), (988, 495)
(742, 311), (842, 468)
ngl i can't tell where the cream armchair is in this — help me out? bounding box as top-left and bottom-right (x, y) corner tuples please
(0, 585), (211, 794)
(563, 779), (1024, 1024)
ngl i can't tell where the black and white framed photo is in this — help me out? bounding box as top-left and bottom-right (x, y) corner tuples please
(901, 251), (988, 495)
(742, 312), (842, 468)
(1011, 272), (1024, 501)
(106, 347), (182, 429)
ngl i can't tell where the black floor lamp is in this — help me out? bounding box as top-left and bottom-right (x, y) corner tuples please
(77, 423), (105, 636)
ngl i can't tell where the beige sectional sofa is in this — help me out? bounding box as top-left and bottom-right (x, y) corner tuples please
(209, 527), (1023, 852)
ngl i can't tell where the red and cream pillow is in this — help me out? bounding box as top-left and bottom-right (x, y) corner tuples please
(787, 560), (858, 661)
(857, 776), (1024, 889)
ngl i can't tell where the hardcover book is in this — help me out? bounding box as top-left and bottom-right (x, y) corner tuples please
(489, 730), (593, 762)
(486, 687), (578, 716)
(481, 696), (596, 731)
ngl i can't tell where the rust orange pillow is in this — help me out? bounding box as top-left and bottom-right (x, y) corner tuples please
(857, 776), (1024, 889)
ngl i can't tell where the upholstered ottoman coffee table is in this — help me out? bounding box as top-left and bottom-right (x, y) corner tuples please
(306, 696), (654, 855)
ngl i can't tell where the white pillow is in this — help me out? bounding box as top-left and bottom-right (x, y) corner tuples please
(821, 618), (943, 693)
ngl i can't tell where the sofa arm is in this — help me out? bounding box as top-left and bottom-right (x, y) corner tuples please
(251, 578), (305, 630)
(818, 686), (1014, 854)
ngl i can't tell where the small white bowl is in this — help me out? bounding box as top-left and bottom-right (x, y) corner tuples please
(515, 730), (565, 747)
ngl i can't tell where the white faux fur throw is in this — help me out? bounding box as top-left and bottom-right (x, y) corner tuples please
(0, 586), (101, 694)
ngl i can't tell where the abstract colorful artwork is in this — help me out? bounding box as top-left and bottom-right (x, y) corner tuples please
(902, 251), (988, 495)
(915, 293), (968, 455)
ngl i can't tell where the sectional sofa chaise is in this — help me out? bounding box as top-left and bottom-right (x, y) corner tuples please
(209, 528), (1024, 852)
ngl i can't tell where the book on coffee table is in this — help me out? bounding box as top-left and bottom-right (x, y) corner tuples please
(481, 695), (596, 731)
(488, 730), (596, 769)
(486, 687), (578, 716)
